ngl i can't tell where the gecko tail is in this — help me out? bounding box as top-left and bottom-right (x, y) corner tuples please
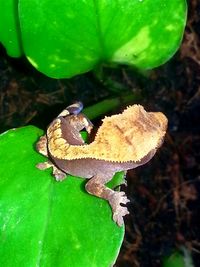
(58, 102), (83, 117)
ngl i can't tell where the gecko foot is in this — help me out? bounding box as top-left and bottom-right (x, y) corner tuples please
(52, 167), (66, 181)
(36, 161), (66, 181)
(109, 192), (130, 226)
(36, 161), (52, 170)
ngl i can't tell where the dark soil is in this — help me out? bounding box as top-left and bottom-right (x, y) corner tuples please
(0, 1), (200, 266)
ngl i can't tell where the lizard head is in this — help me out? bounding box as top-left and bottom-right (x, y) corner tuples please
(148, 110), (168, 148)
(95, 104), (168, 162)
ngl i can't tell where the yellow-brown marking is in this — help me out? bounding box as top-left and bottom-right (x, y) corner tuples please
(47, 119), (70, 156)
(47, 105), (168, 163)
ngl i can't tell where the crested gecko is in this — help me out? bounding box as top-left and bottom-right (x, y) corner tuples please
(36, 102), (168, 226)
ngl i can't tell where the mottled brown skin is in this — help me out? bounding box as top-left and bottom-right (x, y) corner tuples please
(36, 102), (168, 226)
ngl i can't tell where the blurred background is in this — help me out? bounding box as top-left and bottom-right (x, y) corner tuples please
(0, 1), (199, 266)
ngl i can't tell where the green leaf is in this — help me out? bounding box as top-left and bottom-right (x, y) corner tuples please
(162, 251), (185, 267)
(0, 126), (124, 267)
(0, 0), (22, 57)
(162, 248), (194, 267)
(18, 0), (187, 78)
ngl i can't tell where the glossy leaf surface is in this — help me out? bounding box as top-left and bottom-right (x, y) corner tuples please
(0, 126), (124, 267)
(0, 0), (22, 57)
(18, 0), (187, 78)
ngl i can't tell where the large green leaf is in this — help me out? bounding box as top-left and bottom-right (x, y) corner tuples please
(0, 0), (22, 57)
(0, 126), (124, 267)
(18, 0), (187, 78)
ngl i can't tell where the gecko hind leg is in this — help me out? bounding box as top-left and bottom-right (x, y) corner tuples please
(36, 161), (66, 181)
(85, 175), (130, 226)
(36, 135), (48, 156)
(36, 135), (66, 180)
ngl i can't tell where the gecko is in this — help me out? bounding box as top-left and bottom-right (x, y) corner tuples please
(36, 102), (168, 226)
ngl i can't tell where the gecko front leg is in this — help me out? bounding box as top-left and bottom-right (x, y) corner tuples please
(85, 174), (129, 226)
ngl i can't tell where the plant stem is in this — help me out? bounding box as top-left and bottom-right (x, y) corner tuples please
(83, 93), (141, 120)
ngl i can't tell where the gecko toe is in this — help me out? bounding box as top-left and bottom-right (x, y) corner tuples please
(109, 191), (130, 226)
(36, 161), (51, 170)
(113, 206), (129, 226)
(52, 166), (67, 181)
(118, 191), (130, 205)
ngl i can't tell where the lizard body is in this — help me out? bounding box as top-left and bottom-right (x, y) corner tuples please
(36, 102), (167, 226)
